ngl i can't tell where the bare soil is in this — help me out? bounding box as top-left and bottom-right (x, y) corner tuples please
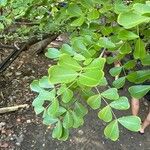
(0, 44), (150, 150)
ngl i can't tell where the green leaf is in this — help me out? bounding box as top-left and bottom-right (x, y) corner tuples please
(40, 89), (56, 101)
(72, 39), (92, 57)
(84, 58), (106, 71)
(47, 99), (59, 116)
(58, 128), (69, 141)
(114, 1), (129, 14)
(83, 58), (93, 65)
(119, 42), (132, 54)
(101, 88), (119, 100)
(104, 120), (119, 141)
(71, 17), (85, 26)
(74, 101), (88, 117)
(123, 60), (136, 70)
(118, 116), (141, 132)
(57, 84), (67, 95)
(78, 70), (104, 87)
(61, 44), (75, 56)
(106, 57), (115, 64)
(110, 97), (130, 110)
(59, 54), (82, 71)
(63, 111), (74, 128)
(72, 111), (84, 128)
(45, 48), (61, 59)
(98, 37), (116, 49)
(80, 0), (94, 9)
(98, 77), (108, 86)
(62, 89), (73, 103)
(34, 106), (45, 115)
(52, 120), (62, 139)
(32, 89), (56, 105)
(43, 113), (58, 125)
(49, 66), (78, 84)
(109, 67), (122, 77)
(87, 9), (99, 20)
(30, 80), (42, 93)
(87, 94), (101, 110)
(101, 26), (113, 36)
(67, 4), (83, 17)
(39, 76), (54, 89)
(112, 77), (126, 89)
(0, 0), (7, 7)
(133, 3), (150, 15)
(0, 22), (4, 30)
(129, 85), (150, 99)
(73, 53), (86, 61)
(98, 106), (112, 122)
(141, 55), (150, 66)
(117, 11), (150, 29)
(32, 95), (44, 107)
(133, 38), (146, 59)
(55, 107), (67, 117)
(127, 70), (150, 83)
(118, 30), (139, 41)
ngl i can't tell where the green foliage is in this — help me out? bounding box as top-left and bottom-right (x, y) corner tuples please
(129, 85), (150, 99)
(112, 77), (126, 89)
(104, 120), (119, 141)
(134, 38), (146, 59)
(3, 0), (150, 142)
(118, 116), (141, 132)
(87, 94), (101, 110)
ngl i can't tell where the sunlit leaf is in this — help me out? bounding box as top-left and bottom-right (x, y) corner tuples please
(87, 94), (101, 110)
(30, 80), (42, 93)
(39, 76), (54, 89)
(101, 88), (119, 100)
(59, 54), (82, 71)
(71, 17), (85, 26)
(118, 11), (149, 29)
(123, 60), (136, 70)
(49, 66), (78, 84)
(78, 70), (104, 87)
(118, 30), (139, 41)
(104, 120), (119, 141)
(110, 97), (130, 110)
(118, 116), (141, 131)
(129, 85), (150, 99)
(133, 38), (146, 59)
(45, 48), (61, 59)
(109, 67), (122, 77)
(98, 105), (112, 122)
(112, 77), (126, 89)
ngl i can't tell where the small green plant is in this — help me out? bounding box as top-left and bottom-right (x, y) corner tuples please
(1, 0), (150, 141)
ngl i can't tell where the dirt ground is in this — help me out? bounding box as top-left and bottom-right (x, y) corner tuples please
(0, 44), (150, 150)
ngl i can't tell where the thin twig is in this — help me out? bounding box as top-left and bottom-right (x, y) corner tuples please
(99, 48), (106, 57)
(0, 104), (29, 114)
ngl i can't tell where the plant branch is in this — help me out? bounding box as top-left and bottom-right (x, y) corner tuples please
(95, 87), (117, 120)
